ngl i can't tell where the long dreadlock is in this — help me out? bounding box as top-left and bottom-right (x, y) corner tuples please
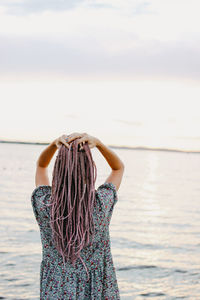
(47, 139), (97, 279)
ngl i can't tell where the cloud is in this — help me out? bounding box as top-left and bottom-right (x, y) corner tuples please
(0, 34), (199, 80)
(0, 0), (151, 15)
(0, 0), (199, 81)
(0, 0), (85, 14)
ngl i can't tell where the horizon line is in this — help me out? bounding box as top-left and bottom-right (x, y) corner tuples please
(0, 139), (199, 155)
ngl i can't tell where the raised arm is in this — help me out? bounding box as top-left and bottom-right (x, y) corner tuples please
(96, 139), (124, 191)
(35, 135), (69, 187)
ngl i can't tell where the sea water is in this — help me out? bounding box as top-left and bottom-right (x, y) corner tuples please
(0, 143), (200, 299)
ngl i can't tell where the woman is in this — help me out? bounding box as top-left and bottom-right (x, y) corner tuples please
(31, 132), (124, 299)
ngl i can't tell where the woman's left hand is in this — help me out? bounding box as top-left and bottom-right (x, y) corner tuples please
(53, 134), (70, 149)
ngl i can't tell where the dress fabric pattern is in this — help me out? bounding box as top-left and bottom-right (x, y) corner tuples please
(31, 182), (120, 300)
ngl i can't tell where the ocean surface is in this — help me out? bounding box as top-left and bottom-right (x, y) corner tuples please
(0, 142), (200, 299)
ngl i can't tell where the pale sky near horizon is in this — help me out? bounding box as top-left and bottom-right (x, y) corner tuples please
(1, 0), (200, 150)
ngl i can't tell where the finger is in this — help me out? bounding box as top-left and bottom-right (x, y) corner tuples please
(79, 141), (87, 150)
(77, 136), (88, 144)
(61, 134), (72, 142)
(68, 132), (87, 139)
(67, 133), (85, 143)
(58, 135), (69, 146)
(87, 141), (94, 148)
(67, 133), (81, 141)
(60, 137), (70, 148)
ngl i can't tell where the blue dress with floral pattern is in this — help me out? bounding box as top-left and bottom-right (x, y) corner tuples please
(31, 182), (120, 300)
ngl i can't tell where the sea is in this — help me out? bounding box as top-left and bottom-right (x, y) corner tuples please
(0, 142), (200, 299)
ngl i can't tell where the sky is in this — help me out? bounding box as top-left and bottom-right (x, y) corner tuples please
(0, 0), (200, 150)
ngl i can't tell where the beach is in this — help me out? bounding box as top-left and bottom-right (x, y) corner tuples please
(0, 142), (200, 299)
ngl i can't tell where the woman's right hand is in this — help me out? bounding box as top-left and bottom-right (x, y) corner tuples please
(67, 132), (100, 149)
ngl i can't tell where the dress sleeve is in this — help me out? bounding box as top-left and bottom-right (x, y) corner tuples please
(31, 185), (52, 228)
(96, 182), (118, 228)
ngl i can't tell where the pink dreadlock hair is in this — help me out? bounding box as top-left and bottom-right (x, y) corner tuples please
(47, 139), (97, 279)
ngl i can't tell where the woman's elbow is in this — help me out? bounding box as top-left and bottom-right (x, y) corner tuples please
(120, 162), (125, 171)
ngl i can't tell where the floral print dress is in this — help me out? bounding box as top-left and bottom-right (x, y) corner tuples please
(31, 182), (120, 300)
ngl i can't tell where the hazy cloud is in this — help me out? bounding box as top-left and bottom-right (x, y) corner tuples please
(0, 35), (199, 80)
(0, 0), (199, 81)
(0, 0), (152, 15)
(0, 0), (85, 14)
